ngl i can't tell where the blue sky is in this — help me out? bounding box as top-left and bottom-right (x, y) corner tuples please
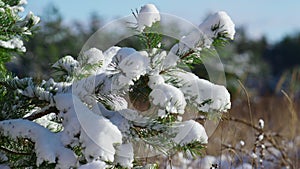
(26, 0), (300, 42)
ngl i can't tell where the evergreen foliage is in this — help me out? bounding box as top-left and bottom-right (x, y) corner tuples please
(0, 3), (235, 168)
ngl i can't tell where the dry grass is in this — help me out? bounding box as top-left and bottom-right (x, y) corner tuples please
(206, 84), (300, 168)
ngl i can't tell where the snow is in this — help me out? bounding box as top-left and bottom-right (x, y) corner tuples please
(70, 74), (106, 105)
(0, 119), (77, 168)
(148, 74), (187, 116)
(114, 143), (134, 168)
(79, 48), (104, 66)
(52, 55), (79, 75)
(137, 4), (160, 31)
(148, 74), (165, 88)
(103, 46), (121, 69)
(109, 48), (150, 91)
(34, 113), (62, 132)
(97, 94), (128, 111)
(92, 103), (131, 135)
(18, 0), (27, 5)
(92, 102), (149, 135)
(258, 134), (264, 141)
(0, 3), (238, 168)
(54, 94), (122, 162)
(0, 164), (10, 169)
(21, 85), (54, 103)
(26, 11), (40, 25)
(0, 151), (8, 162)
(197, 155), (217, 169)
(77, 47), (121, 75)
(199, 11), (235, 40)
(236, 163), (252, 169)
(117, 50), (150, 81)
(175, 30), (212, 54)
(163, 46), (180, 69)
(240, 140), (245, 147)
(165, 70), (231, 113)
(0, 37), (26, 52)
(78, 160), (107, 169)
(111, 47), (137, 65)
(151, 50), (167, 72)
(259, 118), (264, 129)
(173, 120), (208, 145)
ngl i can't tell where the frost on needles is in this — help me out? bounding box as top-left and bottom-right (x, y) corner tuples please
(0, 3), (235, 168)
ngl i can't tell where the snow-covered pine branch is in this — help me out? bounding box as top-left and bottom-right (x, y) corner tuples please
(0, 3), (236, 168)
(0, 119), (77, 168)
(0, 0), (40, 71)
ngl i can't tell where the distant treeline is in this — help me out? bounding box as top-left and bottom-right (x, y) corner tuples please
(7, 5), (300, 94)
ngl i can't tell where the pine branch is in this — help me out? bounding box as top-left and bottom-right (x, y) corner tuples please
(179, 50), (194, 60)
(23, 106), (58, 121)
(0, 146), (31, 156)
(0, 81), (14, 90)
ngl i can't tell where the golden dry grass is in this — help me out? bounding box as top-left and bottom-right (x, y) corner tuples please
(206, 89), (300, 168)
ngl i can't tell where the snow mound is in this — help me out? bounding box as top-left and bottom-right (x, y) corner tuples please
(199, 11), (235, 40)
(54, 94), (122, 162)
(137, 4), (160, 31)
(173, 120), (208, 145)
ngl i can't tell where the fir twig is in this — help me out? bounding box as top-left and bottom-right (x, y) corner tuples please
(0, 146), (31, 156)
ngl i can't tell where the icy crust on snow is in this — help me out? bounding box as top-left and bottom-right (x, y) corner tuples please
(0, 119), (77, 168)
(199, 11), (235, 40)
(137, 4), (160, 31)
(173, 120), (208, 145)
(165, 70), (231, 113)
(148, 74), (187, 117)
(54, 94), (122, 163)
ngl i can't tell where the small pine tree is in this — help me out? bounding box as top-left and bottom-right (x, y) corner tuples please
(0, 3), (235, 168)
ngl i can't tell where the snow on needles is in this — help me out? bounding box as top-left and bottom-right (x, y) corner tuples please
(114, 143), (134, 168)
(148, 74), (187, 117)
(0, 119), (77, 168)
(199, 11), (235, 40)
(173, 120), (208, 145)
(137, 4), (160, 31)
(111, 47), (150, 89)
(0, 37), (26, 52)
(166, 70), (231, 113)
(54, 94), (122, 162)
(78, 48), (104, 68)
(0, 3), (237, 168)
